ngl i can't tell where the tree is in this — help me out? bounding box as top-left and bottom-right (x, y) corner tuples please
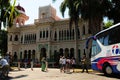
(0, 30), (7, 56)
(0, 0), (18, 30)
(53, 0), (112, 34)
(103, 20), (113, 29)
(107, 0), (120, 24)
(78, 0), (112, 35)
(53, 0), (81, 63)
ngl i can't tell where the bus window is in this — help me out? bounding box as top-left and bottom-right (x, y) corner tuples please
(108, 26), (120, 45)
(92, 40), (101, 57)
(103, 35), (109, 46)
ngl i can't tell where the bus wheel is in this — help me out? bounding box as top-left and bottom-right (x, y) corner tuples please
(103, 64), (113, 76)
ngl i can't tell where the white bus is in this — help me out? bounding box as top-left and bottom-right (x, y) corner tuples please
(86, 23), (120, 75)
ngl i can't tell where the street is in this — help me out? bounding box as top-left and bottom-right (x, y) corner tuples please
(7, 68), (120, 80)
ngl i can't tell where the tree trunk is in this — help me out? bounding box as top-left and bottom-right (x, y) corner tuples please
(89, 16), (102, 35)
(74, 20), (79, 64)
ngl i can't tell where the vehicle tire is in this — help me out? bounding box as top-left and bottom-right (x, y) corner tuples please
(103, 64), (113, 76)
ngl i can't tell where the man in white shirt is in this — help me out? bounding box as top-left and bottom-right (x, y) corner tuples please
(62, 56), (66, 73)
(0, 58), (10, 77)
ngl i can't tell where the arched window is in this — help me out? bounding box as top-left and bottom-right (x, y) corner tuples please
(21, 35), (23, 43)
(35, 34), (36, 40)
(43, 31), (45, 38)
(67, 30), (69, 40)
(64, 30), (66, 40)
(40, 31), (42, 38)
(78, 28), (80, 39)
(59, 31), (61, 40)
(54, 31), (57, 41)
(46, 30), (48, 38)
(10, 35), (12, 41)
(72, 29), (74, 40)
(14, 35), (18, 41)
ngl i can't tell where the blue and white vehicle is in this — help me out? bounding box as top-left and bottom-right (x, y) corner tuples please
(86, 23), (120, 75)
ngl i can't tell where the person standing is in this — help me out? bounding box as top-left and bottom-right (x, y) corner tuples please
(18, 59), (21, 71)
(62, 56), (66, 73)
(71, 57), (76, 72)
(24, 58), (27, 69)
(30, 59), (34, 71)
(0, 57), (10, 77)
(4, 54), (10, 64)
(81, 54), (88, 73)
(41, 57), (46, 72)
(59, 56), (63, 73)
(45, 57), (48, 72)
(66, 57), (71, 73)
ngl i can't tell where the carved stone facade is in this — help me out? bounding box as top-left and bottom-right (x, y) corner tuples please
(7, 5), (91, 65)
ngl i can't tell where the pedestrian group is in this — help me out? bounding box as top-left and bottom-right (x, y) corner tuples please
(59, 56), (76, 73)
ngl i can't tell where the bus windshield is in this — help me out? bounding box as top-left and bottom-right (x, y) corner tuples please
(96, 25), (120, 46)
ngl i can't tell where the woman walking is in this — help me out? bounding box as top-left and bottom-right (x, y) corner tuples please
(41, 57), (46, 72)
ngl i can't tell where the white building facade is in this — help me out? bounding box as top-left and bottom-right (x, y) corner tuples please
(7, 5), (91, 65)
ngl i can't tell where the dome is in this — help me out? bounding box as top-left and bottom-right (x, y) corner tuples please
(15, 4), (25, 14)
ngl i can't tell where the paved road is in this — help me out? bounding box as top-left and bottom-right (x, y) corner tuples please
(8, 68), (120, 80)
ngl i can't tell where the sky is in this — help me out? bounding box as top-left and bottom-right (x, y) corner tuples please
(15, 0), (69, 24)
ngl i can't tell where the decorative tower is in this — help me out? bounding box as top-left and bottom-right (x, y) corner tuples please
(15, 4), (29, 26)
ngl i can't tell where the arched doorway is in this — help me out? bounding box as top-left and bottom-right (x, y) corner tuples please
(20, 52), (22, 60)
(78, 49), (81, 61)
(54, 50), (59, 64)
(24, 50), (27, 59)
(32, 50), (35, 59)
(70, 48), (74, 58)
(65, 48), (69, 57)
(59, 48), (63, 56)
(13, 52), (18, 61)
(28, 50), (31, 60)
(40, 48), (46, 60)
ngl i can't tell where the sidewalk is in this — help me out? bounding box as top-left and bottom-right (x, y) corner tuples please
(8, 68), (118, 80)
(8, 68), (93, 80)
(11, 67), (93, 73)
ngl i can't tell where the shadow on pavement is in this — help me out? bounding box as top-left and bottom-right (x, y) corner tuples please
(10, 69), (25, 72)
(9, 75), (28, 79)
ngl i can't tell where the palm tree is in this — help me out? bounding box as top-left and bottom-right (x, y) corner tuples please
(0, 0), (17, 30)
(53, 0), (81, 63)
(53, 0), (112, 35)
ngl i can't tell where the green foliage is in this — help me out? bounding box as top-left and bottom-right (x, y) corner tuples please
(0, 0), (18, 30)
(60, 0), (80, 30)
(107, 0), (120, 24)
(103, 20), (113, 29)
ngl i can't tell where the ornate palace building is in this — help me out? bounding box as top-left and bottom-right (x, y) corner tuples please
(7, 5), (91, 65)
